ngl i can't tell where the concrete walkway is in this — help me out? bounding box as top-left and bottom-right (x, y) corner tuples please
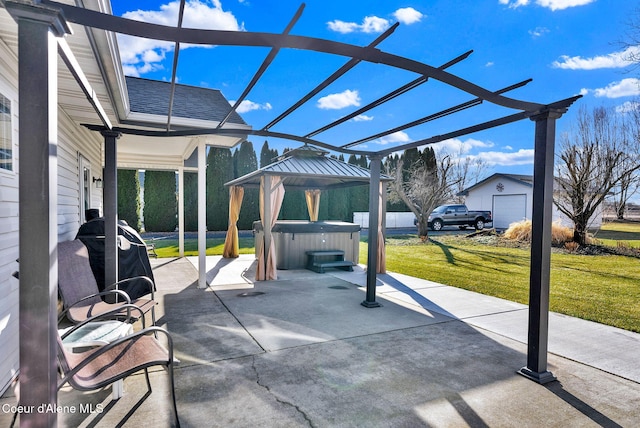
(2, 255), (639, 427)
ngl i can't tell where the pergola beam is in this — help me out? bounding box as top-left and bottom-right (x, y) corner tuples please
(166, 0), (186, 132)
(344, 78), (533, 149)
(306, 50), (473, 139)
(218, 3), (305, 129)
(262, 22), (399, 131)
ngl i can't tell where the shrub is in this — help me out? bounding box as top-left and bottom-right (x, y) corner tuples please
(503, 219), (574, 246)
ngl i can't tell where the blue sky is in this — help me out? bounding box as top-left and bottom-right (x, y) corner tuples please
(111, 0), (639, 176)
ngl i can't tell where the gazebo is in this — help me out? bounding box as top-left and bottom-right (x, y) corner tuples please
(223, 144), (392, 286)
(1, 1), (581, 424)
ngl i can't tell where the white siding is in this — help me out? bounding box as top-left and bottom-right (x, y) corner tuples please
(0, 44), (105, 394)
(0, 40), (19, 395)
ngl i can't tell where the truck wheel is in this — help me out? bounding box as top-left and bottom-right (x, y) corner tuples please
(432, 219), (443, 231)
(475, 219), (484, 230)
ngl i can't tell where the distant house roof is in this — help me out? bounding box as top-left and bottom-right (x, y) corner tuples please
(125, 76), (246, 125)
(226, 145), (392, 190)
(458, 173), (533, 196)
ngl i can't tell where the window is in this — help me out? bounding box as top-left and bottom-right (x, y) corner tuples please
(0, 92), (11, 171)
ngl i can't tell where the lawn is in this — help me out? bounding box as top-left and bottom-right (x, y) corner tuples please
(147, 221), (640, 333)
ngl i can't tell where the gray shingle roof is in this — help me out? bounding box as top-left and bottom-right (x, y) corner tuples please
(125, 76), (246, 125)
(226, 145), (391, 190)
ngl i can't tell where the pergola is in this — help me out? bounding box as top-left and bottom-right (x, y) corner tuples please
(2, 0), (580, 425)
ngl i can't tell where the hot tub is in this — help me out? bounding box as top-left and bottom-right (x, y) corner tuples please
(253, 220), (361, 270)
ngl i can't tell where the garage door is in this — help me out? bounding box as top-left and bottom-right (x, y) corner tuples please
(493, 194), (527, 229)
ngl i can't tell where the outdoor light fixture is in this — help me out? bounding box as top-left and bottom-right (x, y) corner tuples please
(92, 176), (103, 188)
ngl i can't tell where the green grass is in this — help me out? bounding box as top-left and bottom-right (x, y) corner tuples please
(147, 222), (640, 332)
(359, 236), (640, 333)
(150, 236), (256, 257)
(591, 220), (640, 249)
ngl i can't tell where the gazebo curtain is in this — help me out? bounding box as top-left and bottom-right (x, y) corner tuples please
(223, 185), (244, 258)
(377, 182), (386, 273)
(305, 189), (321, 222)
(256, 176), (285, 280)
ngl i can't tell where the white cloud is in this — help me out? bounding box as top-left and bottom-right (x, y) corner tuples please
(327, 16), (391, 34)
(353, 114), (374, 122)
(118, 0), (243, 76)
(230, 100), (272, 113)
(552, 46), (639, 70)
(486, 61), (495, 67)
(499, 0), (594, 10)
(432, 138), (495, 155)
(317, 90), (361, 110)
(529, 26), (549, 37)
(593, 78), (640, 98)
(536, 0), (595, 11)
(377, 131), (411, 145)
(393, 7), (424, 25)
(474, 149), (535, 166)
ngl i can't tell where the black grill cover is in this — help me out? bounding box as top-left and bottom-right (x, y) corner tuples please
(76, 219), (156, 300)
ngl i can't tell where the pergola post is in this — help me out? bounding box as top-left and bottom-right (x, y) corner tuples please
(198, 140), (207, 288)
(362, 155), (382, 308)
(6, 1), (70, 425)
(178, 166), (185, 257)
(518, 109), (563, 384)
(102, 130), (121, 287)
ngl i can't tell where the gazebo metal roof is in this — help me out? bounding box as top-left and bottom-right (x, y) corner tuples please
(226, 145), (392, 191)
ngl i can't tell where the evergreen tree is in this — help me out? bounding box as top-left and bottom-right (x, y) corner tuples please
(233, 141), (259, 229)
(143, 170), (177, 232)
(259, 140), (278, 168)
(328, 155), (350, 221)
(184, 171), (198, 231)
(117, 169), (141, 231)
(207, 147), (234, 231)
(348, 154), (369, 214)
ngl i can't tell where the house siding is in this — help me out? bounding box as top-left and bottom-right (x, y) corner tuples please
(0, 38), (20, 395)
(0, 45), (104, 394)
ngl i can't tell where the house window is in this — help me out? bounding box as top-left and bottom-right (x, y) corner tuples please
(0, 92), (12, 171)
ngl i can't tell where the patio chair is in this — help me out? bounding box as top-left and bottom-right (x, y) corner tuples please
(56, 324), (180, 427)
(58, 239), (156, 325)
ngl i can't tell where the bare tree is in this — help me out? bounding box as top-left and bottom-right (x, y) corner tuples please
(554, 105), (640, 245)
(451, 154), (488, 203)
(387, 148), (458, 239)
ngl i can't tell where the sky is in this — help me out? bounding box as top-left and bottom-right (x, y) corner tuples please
(110, 0), (639, 177)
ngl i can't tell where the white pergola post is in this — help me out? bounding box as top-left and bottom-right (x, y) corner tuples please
(198, 141), (207, 288)
(178, 166), (185, 257)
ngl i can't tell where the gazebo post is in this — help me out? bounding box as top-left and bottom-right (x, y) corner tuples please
(263, 175), (273, 278)
(362, 154), (382, 308)
(518, 108), (564, 384)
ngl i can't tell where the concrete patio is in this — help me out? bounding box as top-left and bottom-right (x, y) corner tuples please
(2, 255), (639, 427)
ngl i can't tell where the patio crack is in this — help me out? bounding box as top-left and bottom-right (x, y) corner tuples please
(251, 355), (316, 428)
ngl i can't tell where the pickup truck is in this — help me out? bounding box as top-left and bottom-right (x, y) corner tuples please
(427, 204), (492, 231)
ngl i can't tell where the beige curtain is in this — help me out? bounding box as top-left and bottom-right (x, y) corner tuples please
(305, 189), (321, 221)
(377, 182), (386, 273)
(256, 176), (285, 280)
(223, 185), (244, 258)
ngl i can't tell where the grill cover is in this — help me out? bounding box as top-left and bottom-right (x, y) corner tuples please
(76, 219), (156, 300)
